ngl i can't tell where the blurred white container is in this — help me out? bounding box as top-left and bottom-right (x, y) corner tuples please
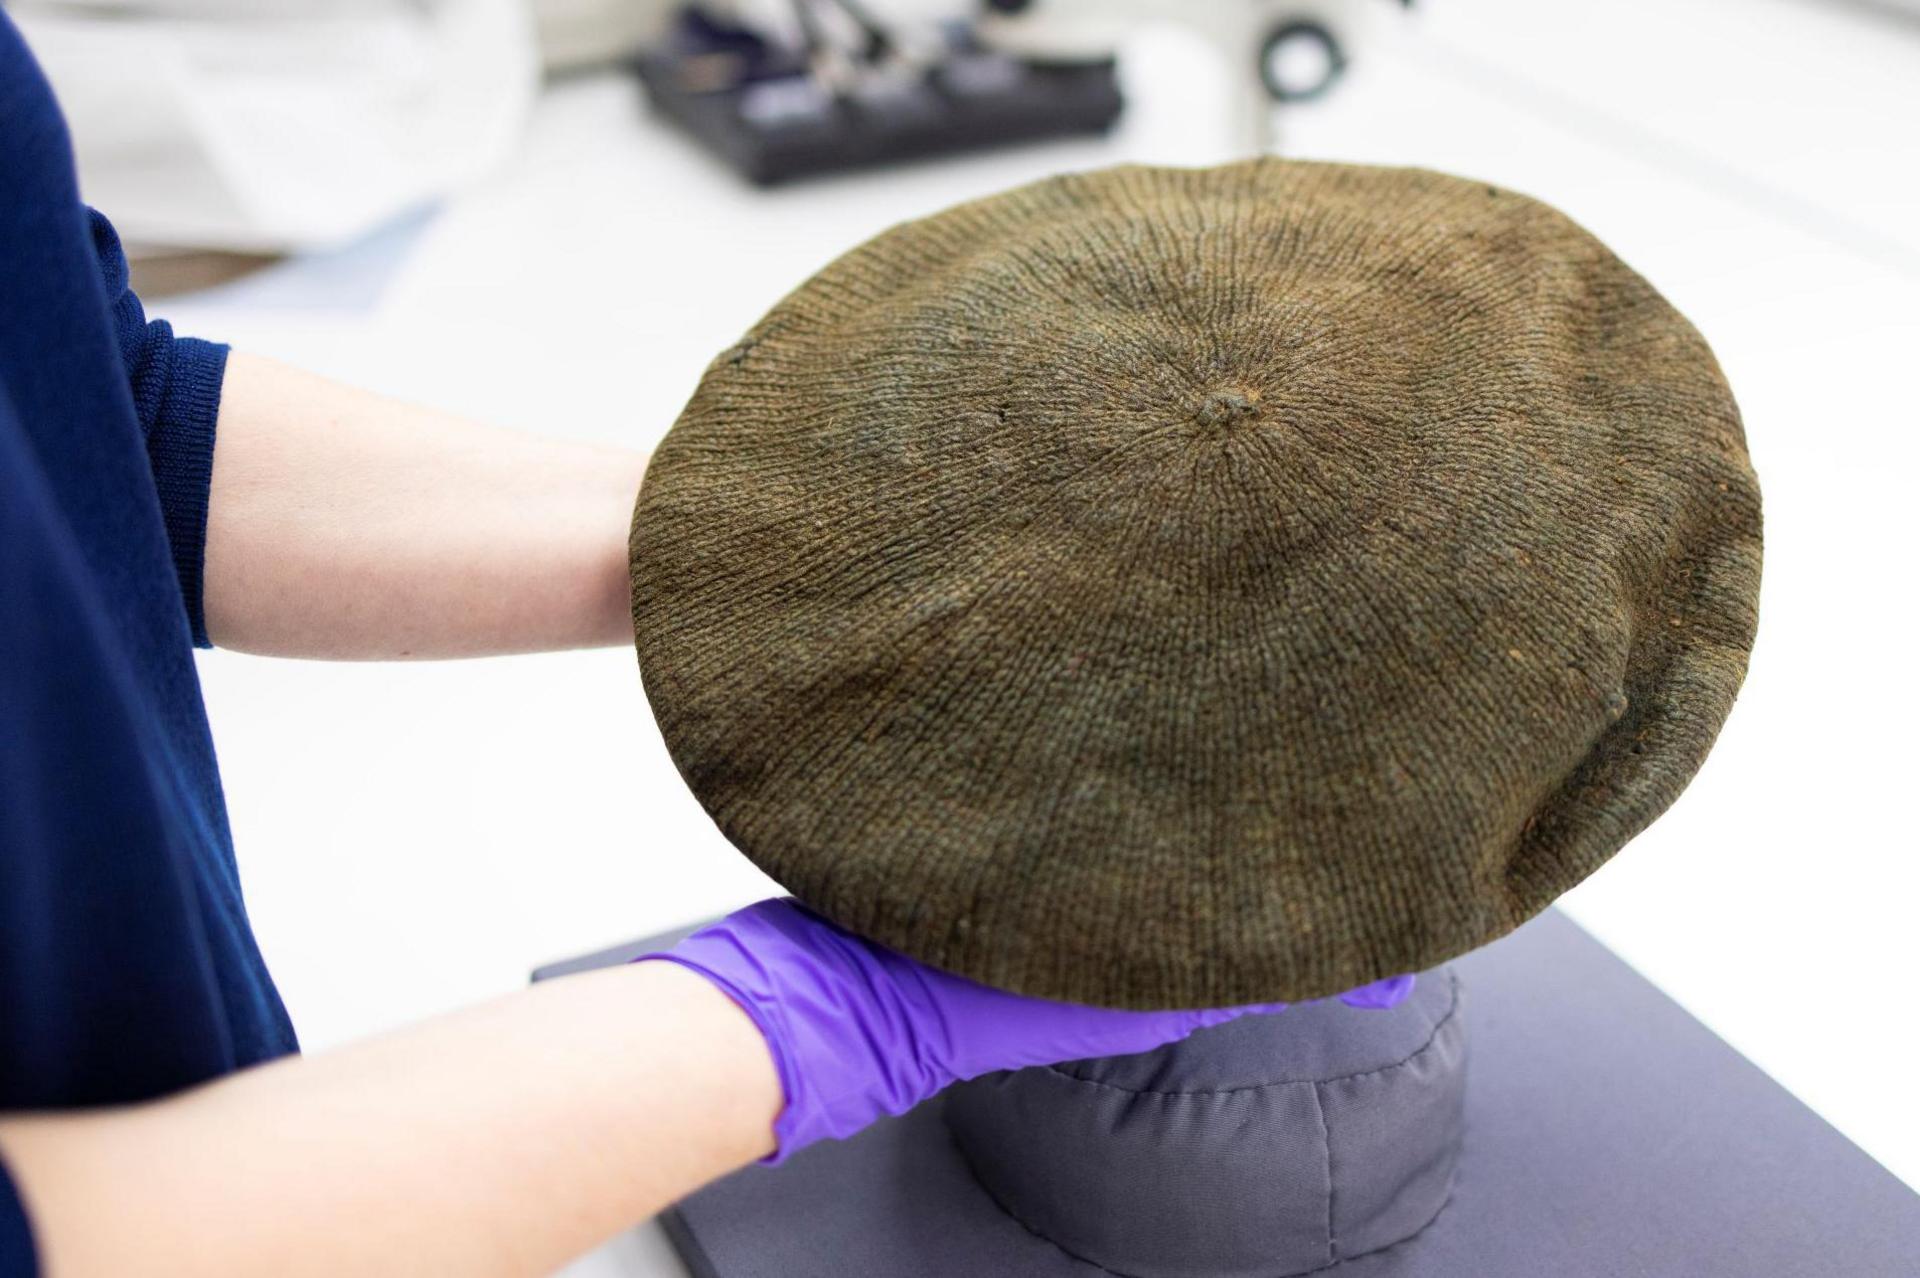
(528, 0), (978, 73)
(532, 0), (672, 71)
(13, 0), (540, 252)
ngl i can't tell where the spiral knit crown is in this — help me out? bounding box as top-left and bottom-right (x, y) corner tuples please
(629, 159), (1763, 1009)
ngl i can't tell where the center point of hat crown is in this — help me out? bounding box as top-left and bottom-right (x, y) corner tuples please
(1192, 389), (1262, 431)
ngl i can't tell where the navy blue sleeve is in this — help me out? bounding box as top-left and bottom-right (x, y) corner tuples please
(88, 210), (228, 648)
(0, 1150), (33, 1278)
(0, 25), (297, 1276)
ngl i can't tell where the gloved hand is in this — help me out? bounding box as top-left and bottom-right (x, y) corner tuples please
(644, 898), (1414, 1162)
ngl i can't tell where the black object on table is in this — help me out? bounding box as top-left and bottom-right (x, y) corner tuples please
(630, 5), (1124, 186)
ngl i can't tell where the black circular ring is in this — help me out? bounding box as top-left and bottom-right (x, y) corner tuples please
(1260, 19), (1347, 103)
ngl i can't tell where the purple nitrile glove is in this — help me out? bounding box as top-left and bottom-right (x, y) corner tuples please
(643, 898), (1414, 1163)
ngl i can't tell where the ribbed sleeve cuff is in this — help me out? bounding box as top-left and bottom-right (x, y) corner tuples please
(145, 336), (228, 648)
(0, 1147), (38, 1278)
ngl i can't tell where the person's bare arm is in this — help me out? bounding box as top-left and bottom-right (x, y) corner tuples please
(203, 353), (650, 659)
(0, 963), (778, 1278)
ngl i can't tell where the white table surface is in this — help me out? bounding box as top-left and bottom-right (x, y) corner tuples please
(145, 1), (1920, 1271)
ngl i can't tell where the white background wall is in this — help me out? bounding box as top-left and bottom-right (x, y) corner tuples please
(129, 1), (1919, 1265)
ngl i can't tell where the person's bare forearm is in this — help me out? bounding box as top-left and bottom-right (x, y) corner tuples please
(0, 963), (778, 1278)
(204, 353), (649, 659)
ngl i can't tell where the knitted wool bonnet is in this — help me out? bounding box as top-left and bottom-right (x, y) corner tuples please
(629, 159), (1763, 1010)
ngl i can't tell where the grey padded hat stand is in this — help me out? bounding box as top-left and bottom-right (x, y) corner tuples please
(537, 911), (1920, 1276)
(941, 966), (1466, 1275)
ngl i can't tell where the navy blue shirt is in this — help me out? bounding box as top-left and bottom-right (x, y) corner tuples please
(1, 16), (298, 1271)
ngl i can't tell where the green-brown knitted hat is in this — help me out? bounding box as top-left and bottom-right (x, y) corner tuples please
(629, 159), (1762, 1009)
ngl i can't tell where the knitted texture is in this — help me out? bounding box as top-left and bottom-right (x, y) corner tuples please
(630, 159), (1763, 1009)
